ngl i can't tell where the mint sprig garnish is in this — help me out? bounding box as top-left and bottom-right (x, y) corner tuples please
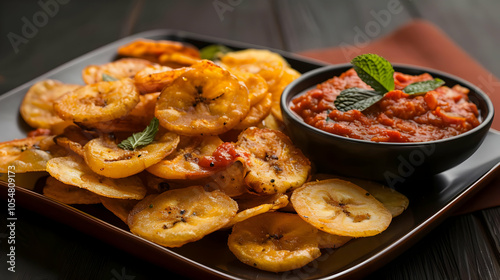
(117, 118), (159, 150)
(102, 73), (119, 82)
(334, 54), (445, 112)
(334, 88), (384, 112)
(200, 44), (233, 61)
(403, 78), (444, 95)
(351, 54), (394, 93)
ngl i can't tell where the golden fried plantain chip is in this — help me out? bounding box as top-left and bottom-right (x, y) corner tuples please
(54, 78), (140, 123)
(82, 58), (153, 85)
(43, 176), (101, 204)
(146, 135), (222, 180)
(99, 196), (139, 224)
(228, 212), (321, 272)
(20, 79), (80, 129)
(155, 60), (250, 136)
(236, 127), (311, 194)
(313, 174), (409, 217)
(46, 155), (146, 200)
(84, 131), (179, 178)
(128, 186), (238, 247)
(291, 178), (392, 237)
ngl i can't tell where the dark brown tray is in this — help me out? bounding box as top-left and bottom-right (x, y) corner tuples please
(1, 29), (500, 279)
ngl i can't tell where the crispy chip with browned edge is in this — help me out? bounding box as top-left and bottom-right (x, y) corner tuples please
(100, 196), (139, 224)
(236, 127), (311, 194)
(20, 79), (80, 129)
(291, 178), (392, 237)
(46, 155), (146, 200)
(43, 176), (101, 205)
(228, 212), (321, 273)
(127, 185), (237, 247)
(84, 132), (179, 178)
(313, 174), (409, 217)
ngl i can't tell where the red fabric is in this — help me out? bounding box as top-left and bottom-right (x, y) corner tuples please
(297, 20), (500, 213)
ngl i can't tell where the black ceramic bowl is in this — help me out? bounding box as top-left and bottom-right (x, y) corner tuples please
(281, 64), (494, 186)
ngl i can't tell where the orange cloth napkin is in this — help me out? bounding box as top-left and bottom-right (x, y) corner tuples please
(297, 20), (500, 213)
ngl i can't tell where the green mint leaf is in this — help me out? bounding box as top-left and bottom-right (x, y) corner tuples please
(351, 54), (395, 93)
(334, 88), (384, 112)
(403, 78), (445, 95)
(102, 73), (119, 82)
(117, 118), (159, 150)
(200, 44), (233, 61)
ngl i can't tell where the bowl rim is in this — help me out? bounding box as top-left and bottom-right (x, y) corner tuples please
(281, 63), (495, 146)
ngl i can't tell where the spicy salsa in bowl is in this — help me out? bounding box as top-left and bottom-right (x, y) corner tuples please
(281, 59), (494, 185)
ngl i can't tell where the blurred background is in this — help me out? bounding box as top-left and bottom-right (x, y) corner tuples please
(1, 0), (499, 94)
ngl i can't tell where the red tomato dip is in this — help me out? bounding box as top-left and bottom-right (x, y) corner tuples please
(291, 69), (480, 142)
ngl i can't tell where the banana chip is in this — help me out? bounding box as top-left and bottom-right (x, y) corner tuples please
(313, 174), (409, 217)
(54, 78), (141, 123)
(128, 186), (238, 247)
(291, 179), (392, 237)
(221, 49), (286, 88)
(43, 176), (101, 204)
(146, 135), (222, 180)
(155, 60), (250, 136)
(100, 196), (139, 224)
(20, 79), (80, 129)
(82, 58), (153, 85)
(236, 127), (311, 194)
(224, 193), (288, 228)
(203, 160), (248, 197)
(233, 91), (272, 130)
(270, 67), (301, 121)
(117, 39), (200, 65)
(46, 155), (146, 200)
(0, 136), (66, 173)
(133, 65), (185, 94)
(228, 212), (321, 273)
(83, 132), (179, 178)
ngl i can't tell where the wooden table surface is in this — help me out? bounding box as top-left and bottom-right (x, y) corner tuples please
(1, 0), (499, 279)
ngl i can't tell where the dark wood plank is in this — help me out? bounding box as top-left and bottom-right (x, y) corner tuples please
(373, 212), (500, 279)
(482, 207), (500, 256)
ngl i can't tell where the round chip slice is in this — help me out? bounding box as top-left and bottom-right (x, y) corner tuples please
(117, 39), (200, 64)
(313, 174), (409, 217)
(82, 58), (153, 85)
(100, 196), (139, 224)
(228, 212), (321, 272)
(236, 127), (311, 194)
(220, 49), (286, 88)
(269, 67), (301, 121)
(224, 193), (288, 228)
(43, 176), (101, 205)
(233, 91), (272, 130)
(127, 186), (238, 247)
(146, 135), (223, 180)
(0, 136), (66, 173)
(20, 79), (80, 129)
(83, 132), (179, 178)
(155, 60), (250, 136)
(291, 179), (392, 237)
(54, 78), (140, 123)
(133, 65), (185, 94)
(46, 155), (146, 200)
